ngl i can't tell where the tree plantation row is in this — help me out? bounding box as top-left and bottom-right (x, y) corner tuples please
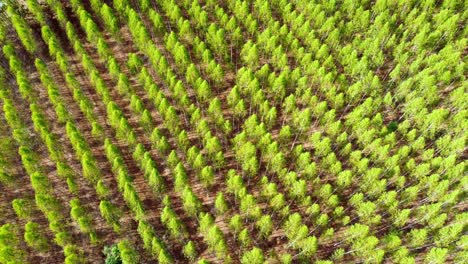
(0, 0), (465, 263)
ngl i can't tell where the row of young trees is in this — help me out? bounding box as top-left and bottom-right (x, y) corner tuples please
(0, 66), (24, 186)
(6, 5), (36, 53)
